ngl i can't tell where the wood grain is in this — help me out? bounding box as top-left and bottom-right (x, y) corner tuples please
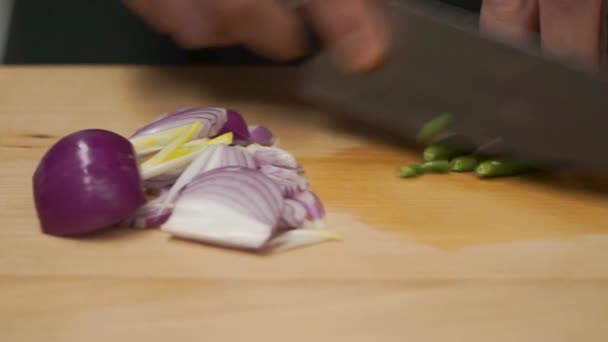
(1, 66), (607, 342)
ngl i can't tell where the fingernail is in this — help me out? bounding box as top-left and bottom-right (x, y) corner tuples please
(334, 28), (382, 73)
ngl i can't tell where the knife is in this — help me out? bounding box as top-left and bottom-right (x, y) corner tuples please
(298, 0), (608, 168)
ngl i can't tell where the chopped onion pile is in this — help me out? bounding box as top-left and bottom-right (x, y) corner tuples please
(33, 106), (337, 253)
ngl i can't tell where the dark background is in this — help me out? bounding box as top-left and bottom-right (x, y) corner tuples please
(4, 0), (482, 65)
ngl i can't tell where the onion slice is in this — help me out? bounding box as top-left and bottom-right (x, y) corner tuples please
(245, 145), (308, 196)
(269, 229), (341, 252)
(246, 144), (299, 169)
(278, 199), (307, 229)
(248, 125), (275, 146)
(162, 144), (257, 208)
(259, 164), (309, 197)
(131, 124), (193, 157)
(161, 167), (284, 250)
(120, 190), (172, 229)
(140, 132), (233, 181)
(130, 107), (228, 155)
(216, 110), (250, 141)
(141, 122), (201, 168)
(292, 190), (326, 228)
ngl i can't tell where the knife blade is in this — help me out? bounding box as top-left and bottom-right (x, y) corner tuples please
(299, 0), (608, 168)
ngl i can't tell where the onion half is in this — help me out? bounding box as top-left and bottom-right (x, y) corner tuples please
(33, 129), (146, 236)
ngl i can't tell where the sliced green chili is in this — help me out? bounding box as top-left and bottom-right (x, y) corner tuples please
(420, 160), (451, 173)
(417, 113), (453, 142)
(450, 155), (479, 172)
(398, 164), (423, 178)
(423, 144), (469, 162)
(475, 159), (533, 178)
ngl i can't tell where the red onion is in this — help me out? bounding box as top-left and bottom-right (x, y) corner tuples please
(259, 164), (309, 197)
(246, 145), (308, 196)
(248, 125), (275, 146)
(293, 190), (326, 225)
(162, 167), (284, 250)
(130, 107), (227, 140)
(215, 110), (250, 141)
(143, 172), (182, 190)
(32, 106), (333, 252)
(120, 190), (172, 229)
(185, 167), (283, 225)
(279, 199), (307, 229)
(163, 144), (257, 206)
(33, 129), (146, 236)
(246, 145), (300, 169)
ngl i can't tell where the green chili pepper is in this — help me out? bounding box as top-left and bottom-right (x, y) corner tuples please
(398, 164), (423, 178)
(423, 144), (468, 162)
(420, 160), (451, 173)
(450, 155), (479, 172)
(417, 113), (453, 142)
(475, 159), (533, 178)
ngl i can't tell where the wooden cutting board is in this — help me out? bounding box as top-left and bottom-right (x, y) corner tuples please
(1, 66), (607, 342)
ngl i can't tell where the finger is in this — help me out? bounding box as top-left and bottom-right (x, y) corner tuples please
(184, 1), (235, 47)
(150, 0), (223, 49)
(122, 0), (173, 33)
(539, 0), (604, 66)
(307, 0), (391, 73)
(216, 0), (309, 61)
(480, 0), (539, 42)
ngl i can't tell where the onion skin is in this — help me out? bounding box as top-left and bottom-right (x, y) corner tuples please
(120, 190), (172, 229)
(279, 199), (307, 230)
(293, 190), (326, 223)
(216, 110), (250, 141)
(33, 129), (146, 236)
(248, 126), (275, 146)
(130, 107), (227, 140)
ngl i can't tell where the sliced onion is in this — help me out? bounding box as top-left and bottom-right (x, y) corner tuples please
(138, 137), (211, 158)
(268, 229), (341, 252)
(141, 122), (201, 168)
(185, 167), (283, 225)
(162, 144), (257, 207)
(246, 144), (300, 169)
(162, 167), (284, 250)
(130, 124), (193, 157)
(259, 164), (309, 197)
(278, 199), (307, 229)
(140, 133), (233, 182)
(130, 107), (228, 142)
(34, 107), (333, 252)
(292, 190), (326, 227)
(216, 110), (250, 141)
(143, 171), (182, 190)
(33, 129), (146, 236)
(120, 190), (172, 229)
(248, 125), (275, 146)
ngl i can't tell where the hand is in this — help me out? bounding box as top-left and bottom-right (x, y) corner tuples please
(123, 0), (391, 72)
(480, 0), (605, 67)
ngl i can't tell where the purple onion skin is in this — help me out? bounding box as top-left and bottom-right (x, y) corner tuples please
(293, 191), (326, 221)
(33, 129), (147, 236)
(216, 110), (250, 141)
(248, 126), (275, 146)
